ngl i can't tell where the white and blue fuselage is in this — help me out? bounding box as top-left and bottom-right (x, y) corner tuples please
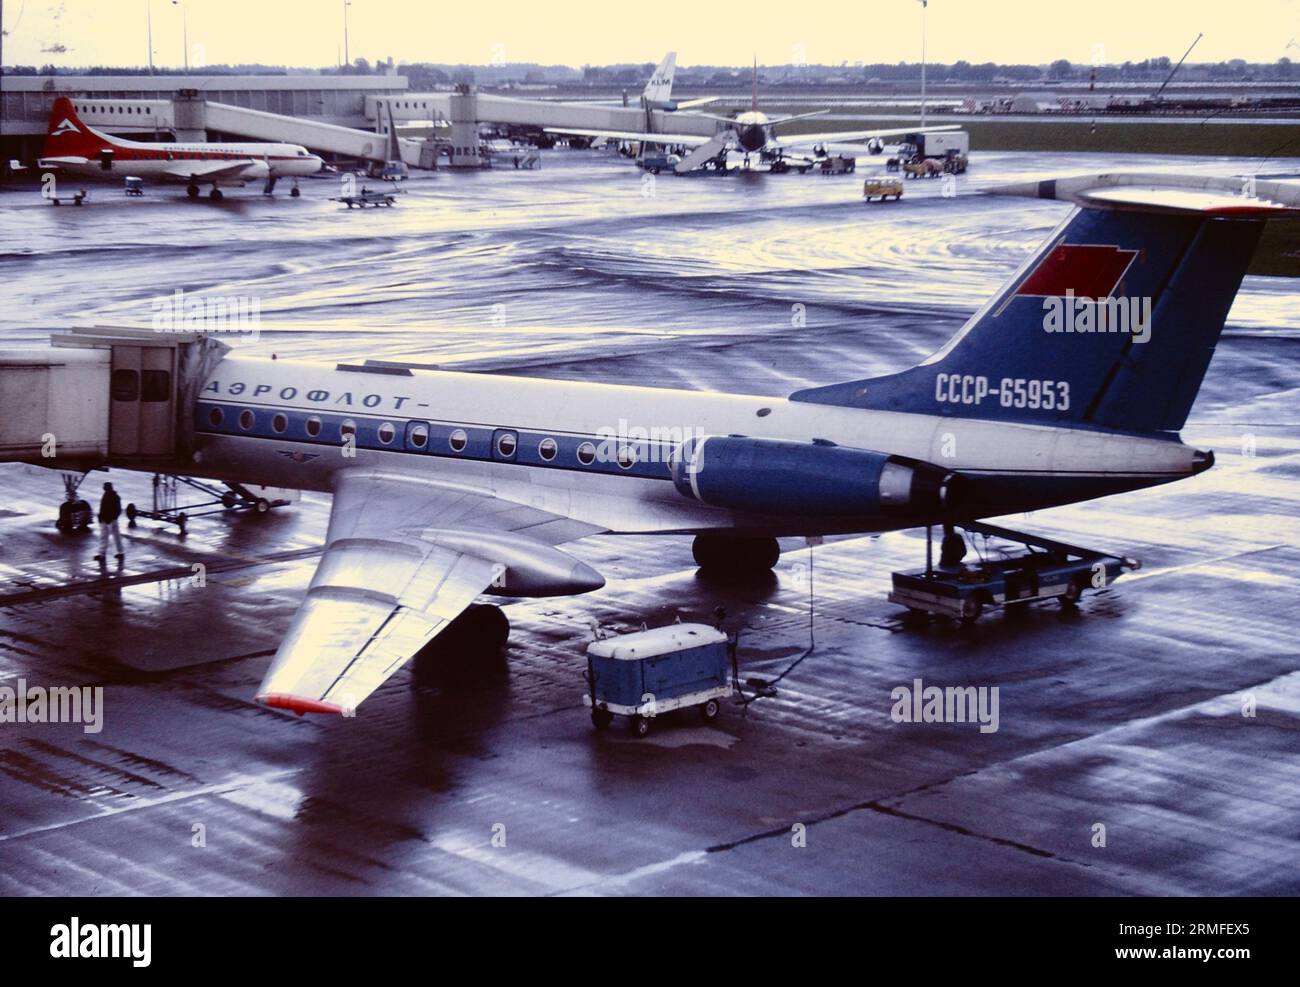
(187, 354), (1206, 538)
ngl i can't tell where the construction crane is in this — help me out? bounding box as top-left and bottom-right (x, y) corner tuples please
(1153, 33), (1204, 101)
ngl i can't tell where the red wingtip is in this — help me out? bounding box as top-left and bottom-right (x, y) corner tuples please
(258, 693), (350, 716)
(1205, 204), (1300, 216)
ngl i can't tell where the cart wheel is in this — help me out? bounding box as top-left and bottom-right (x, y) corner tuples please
(960, 596), (983, 624)
(629, 715), (650, 737)
(700, 699), (720, 722)
(125, 502), (137, 524)
(591, 708), (613, 730)
(1061, 580), (1083, 607)
(177, 513), (187, 535)
(255, 497), (271, 514)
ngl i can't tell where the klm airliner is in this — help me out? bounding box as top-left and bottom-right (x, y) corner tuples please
(4, 171), (1295, 717)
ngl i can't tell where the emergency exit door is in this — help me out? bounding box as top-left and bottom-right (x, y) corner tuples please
(109, 345), (175, 457)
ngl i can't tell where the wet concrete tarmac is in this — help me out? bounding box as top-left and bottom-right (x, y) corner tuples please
(1, 148), (1298, 895)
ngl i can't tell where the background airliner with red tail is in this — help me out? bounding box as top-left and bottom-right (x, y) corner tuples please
(38, 96), (323, 198)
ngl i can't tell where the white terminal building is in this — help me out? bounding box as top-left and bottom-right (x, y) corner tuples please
(0, 73), (720, 171)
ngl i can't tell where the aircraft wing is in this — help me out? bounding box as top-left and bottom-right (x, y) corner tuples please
(161, 159), (259, 181)
(673, 97), (721, 110)
(256, 469), (604, 716)
(542, 126), (716, 147)
(773, 124), (963, 150)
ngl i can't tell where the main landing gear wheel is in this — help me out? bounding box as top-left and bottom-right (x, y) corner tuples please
(55, 473), (93, 533)
(412, 603), (509, 684)
(186, 184), (199, 199)
(439, 603), (510, 652)
(290, 185), (301, 198)
(56, 499), (92, 532)
(692, 534), (780, 577)
(209, 188), (223, 201)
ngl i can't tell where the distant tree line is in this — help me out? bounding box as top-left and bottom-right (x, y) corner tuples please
(4, 57), (1296, 84)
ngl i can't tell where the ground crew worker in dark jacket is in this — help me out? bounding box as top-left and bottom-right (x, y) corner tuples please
(94, 482), (125, 562)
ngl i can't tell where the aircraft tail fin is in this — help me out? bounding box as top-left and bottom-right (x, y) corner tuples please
(42, 96), (107, 160)
(643, 52), (676, 105)
(751, 56), (758, 112)
(790, 173), (1298, 435)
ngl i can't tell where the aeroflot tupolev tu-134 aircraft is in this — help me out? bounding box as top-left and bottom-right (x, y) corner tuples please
(4, 172), (1295, 717)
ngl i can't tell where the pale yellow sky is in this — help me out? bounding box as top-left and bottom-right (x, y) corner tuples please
(3, 0), (1298, 69)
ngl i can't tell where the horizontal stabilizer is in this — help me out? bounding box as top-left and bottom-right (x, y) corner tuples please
(673, 97), (720, 110)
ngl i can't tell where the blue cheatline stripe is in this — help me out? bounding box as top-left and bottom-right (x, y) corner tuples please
(194, 402), (679, 481)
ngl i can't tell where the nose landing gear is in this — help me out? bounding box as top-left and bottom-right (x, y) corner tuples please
(55, 472), (93, 532)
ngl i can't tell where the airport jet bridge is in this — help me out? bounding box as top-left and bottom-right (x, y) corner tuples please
(0, 327), (227, 470)
(1, 327), (296, 531)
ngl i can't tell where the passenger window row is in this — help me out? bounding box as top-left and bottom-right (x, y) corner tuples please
(201, 404), (654, 472)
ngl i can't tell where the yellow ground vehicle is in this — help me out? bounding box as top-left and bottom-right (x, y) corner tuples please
(863, 177), (904, 202)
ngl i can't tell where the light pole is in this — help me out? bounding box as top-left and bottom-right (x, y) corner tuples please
(172, 0), (188, 72)
(343, 1), (352, 68)
(918, 0), (927, 128)
(146, 1), (154, 75)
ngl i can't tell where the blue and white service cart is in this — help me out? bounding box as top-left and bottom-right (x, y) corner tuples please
(584, 623), (733, 736)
